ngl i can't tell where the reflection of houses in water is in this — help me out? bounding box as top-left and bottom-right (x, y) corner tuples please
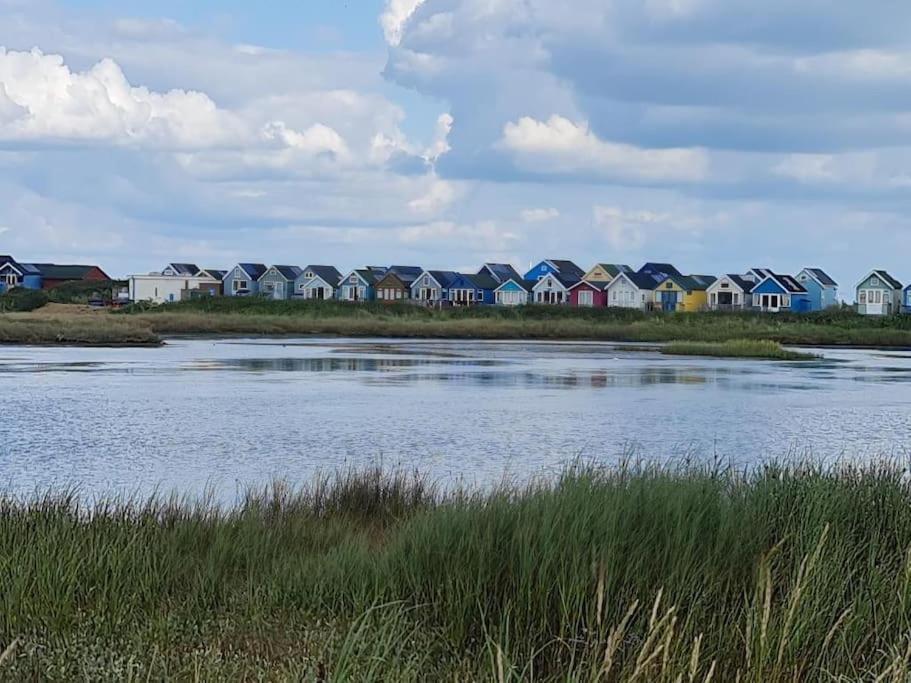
(202, 356), (504, 374)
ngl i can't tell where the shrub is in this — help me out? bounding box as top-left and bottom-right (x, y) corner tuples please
(0, 288), (49, 312)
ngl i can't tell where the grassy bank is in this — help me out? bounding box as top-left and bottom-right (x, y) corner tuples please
(0, 315), (160, 346)
(120, 298), (911, 346)
(663, 339), (818, 360)
(4, 461), (911, 680)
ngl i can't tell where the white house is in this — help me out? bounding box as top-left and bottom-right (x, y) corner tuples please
(604, 272), (657, 310)
(129, 273), (220, 304)
(531, 272), (578, 304)
(706, 274), (755, 310)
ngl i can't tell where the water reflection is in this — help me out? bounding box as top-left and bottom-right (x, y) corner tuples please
(199, 356), (507, 373)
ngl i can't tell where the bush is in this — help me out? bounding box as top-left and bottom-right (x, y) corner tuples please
(0, 288), (48, 312)
(45, 279), (127, 305)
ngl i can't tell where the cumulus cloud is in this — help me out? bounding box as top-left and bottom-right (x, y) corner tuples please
(0, 48), (245, 147)
(381, 0), (427, 46)
(593, 206), (671, 250)
(397, 219), (519, 252)
(501, 116), (709, 182)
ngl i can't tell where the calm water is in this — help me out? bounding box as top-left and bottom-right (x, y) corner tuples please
(2, 337), (911, 499)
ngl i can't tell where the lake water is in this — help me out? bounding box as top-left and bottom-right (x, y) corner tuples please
(2, 337), (911, 499)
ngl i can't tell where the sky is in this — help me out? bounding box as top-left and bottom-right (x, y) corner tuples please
(1, 0), (910, 288)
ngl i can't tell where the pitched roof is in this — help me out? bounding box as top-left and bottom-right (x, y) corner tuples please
(638, 262), (682, 278)
(165, 263), (199, 276)
(547, 259), (585, 277)
(380, 266), (423, 287)
(354, 268), (384, 285)
(0, 255), (24, 274)
(388, 265), (423, 278)
(754, 271), (806, 293)
(28, 264), (109, 280)
(494, 277), (536, 292)
(533, 271), (581, 289)
(467, 273), (499, 290)
(300, 265), (342, 286)
(200, 269), (227, 280)
(479, 263), (521, 283)
(592, 263), (633, 279)
(423, 270), (460, 288)
(871, 270), (903, 290)
(685, 274), (717, 290)
(231, 263), (268, 280)
(612, 271), (660, 290)
(725, 275), (756, 292)
(571, 279), (611, 290)
(804, 268), (838, 287)
(265, 265), (303, 281)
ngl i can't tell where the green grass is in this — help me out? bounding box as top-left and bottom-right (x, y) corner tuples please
(0, 316), (160, 346)
(119, 298), (911, 347)
(663, 339), (818, 360)
(4, 461), (911, 680)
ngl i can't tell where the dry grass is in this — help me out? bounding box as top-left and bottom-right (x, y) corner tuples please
(0, 314), (159, 346)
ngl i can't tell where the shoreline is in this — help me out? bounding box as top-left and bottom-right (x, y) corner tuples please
(5, 302), (911, 354)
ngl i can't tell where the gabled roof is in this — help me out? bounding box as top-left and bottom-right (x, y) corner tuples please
(388, 265), (423, 278)
(685, 274), (717, 290)
(0, 255), (24, 275)
(226, 263), (268, 281)
(299, 265), (342, 286)
(164, 263), (199, 276)
(711, 274), (756, 293)
(386, 266), (424, 287)
(479, 263), (521, 284)
(414, 270), (460, 289)
(547, 259), (585, 277)
(570, 279), (611, 290)
(532, 271), (581, 290)
(802, 267), (838, 288)
(638, 262), (682, 278)
(858, 269), (903, 290)
(353, 268), (384, 285)
(590, 263), (633, 279)
(609, 271), (660, 290)
(753, 271), (807, 294)
(28, 264), (110, 280)
(266, 265), (304, 281)
(494, 277), (536, 293)
(199, 268), (227, 280)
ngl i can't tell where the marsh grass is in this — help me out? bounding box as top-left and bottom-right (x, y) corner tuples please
(663, 339), (818, 360)
(0, 316), (160, 346)
(122, 299), (911, 346)
(4, 461), (911, 679)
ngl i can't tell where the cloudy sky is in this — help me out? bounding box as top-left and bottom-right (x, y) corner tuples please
(0, 0), (909, 286)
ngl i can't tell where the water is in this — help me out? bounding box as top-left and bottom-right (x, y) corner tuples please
(2, 337), (911, 499)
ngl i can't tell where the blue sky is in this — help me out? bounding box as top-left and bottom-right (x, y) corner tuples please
(0, 0), (909, 290)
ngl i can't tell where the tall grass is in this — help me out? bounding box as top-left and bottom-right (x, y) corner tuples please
(120, 299), (911, 346)
(3, 461), (911, 679)
(663, 339), (818, 360)
(0, 316), (160, 345)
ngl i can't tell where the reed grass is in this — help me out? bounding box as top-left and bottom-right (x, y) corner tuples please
(663, 339), (818, 360)
(121, 300), (911, 346)
(0, 316), (160, 346)
(3, 461), (911, 680)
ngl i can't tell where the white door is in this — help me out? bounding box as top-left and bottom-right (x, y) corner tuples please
(274, 282), (284, 299)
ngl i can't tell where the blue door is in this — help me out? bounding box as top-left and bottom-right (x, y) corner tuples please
(661, 291), (678, 311)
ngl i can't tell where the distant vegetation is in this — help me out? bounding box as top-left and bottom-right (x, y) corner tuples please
(119, 298), (911, 346)
(663, 339), (818, 361)
(0, 280), (126, 313)
(3, 461), (911, 679)
(0, 316), (159, 346)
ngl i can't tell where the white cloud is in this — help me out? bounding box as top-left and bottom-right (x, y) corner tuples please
(0, 48), (245, 147)
(593, 206), (671, 250)
(520, 207), (559, 222)
(501, 115), (709, 182)
(408, 177), (457, 214)
(381, 0), (428, 46)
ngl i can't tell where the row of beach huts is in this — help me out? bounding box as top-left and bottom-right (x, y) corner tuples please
(0, 252), (906, 315)
(122, 260), (911, 316)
